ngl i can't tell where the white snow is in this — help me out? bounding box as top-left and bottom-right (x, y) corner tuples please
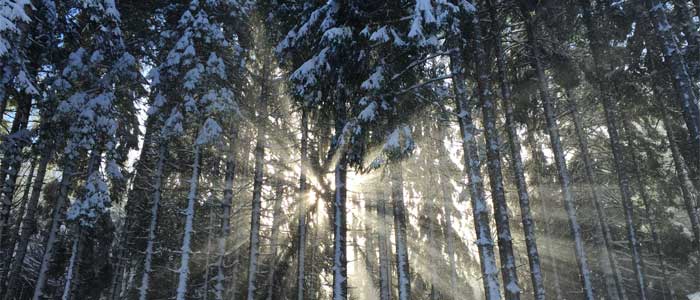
(361, 66), (384, 90)
(369, 26), (390, 43)
(358, 101), (377, 121)
(195, 117), (222, 145)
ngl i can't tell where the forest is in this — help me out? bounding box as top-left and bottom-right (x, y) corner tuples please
(0, 0), (699, 299)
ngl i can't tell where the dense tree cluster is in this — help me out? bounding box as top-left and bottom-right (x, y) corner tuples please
(0, 0), (698, 299)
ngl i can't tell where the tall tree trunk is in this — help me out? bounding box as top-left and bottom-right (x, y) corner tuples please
(567, 94), (626, 300)
(487, 2), (544, 298)
(109, 228), (127, 300)
(647, 0), (700, 163)
(623, 121), (672, 300)
(138, 142), (167, 300)
(0, 92), (31, 264)
(203, 201), (215, 300)
(391, 162), (410, 300)
(32, 161), (74, 300)
(0, 157), (35, 291)
(450, 30), (501, 300)
(296, 109), (308, 300)
(526, 128), (564, 299)
(521, 11), (595, 298)
(662, 110), (700, 273)
(61, 227), (82, 300)
(331, 92), (348, 300)
(473, 5), (520, 299)
(674, 0), (700, 78)
(246, 129), (264, 300)
(377, 190), (392, 300)
(61, 151), (101, 300)
(247, 59), (270, 300)
(426, 189), (438, 300)
(215, 126), (236, 300)
(362, 194), (376, 282)
(118, 116), (158, 300)
(435, 122), (457, 299)
(175, 144), (202, 300)
(4, 147), (51, 300)
(601, 93), (648, 299)
(265, 182), (284, 300)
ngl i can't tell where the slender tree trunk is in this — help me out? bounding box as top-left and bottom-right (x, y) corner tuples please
(434, 123), (457, 299)
(0, 158), (35, 289)
(474, 6), (521, 298)
(647, 0), (700, 161)
(601, 93), (648, 299)
(623, 121), (672, 300)
(362, 194), (376, 281)
(390, 162), (410, 300)
(61, 227), (82, 300)
(527, 129), (564, 299)
(296, 109), (308, 300)
(138, 142), (166, 300)
(0, 93), (31, 264)
(32, 161), (74, 300)
(377, 190), (391, 300)
(521, 12), (596, 298)
(246, 126), (264, 300)
(662, 110), (700, 269)
(109, 227), (128, 300)
(674, 0), (700, 77)
(484, 0), (545, 299)
(215, 127), (236, 300)
(265, 182), (284, 300)
(567, 94), (626, 300)
(4, 148), (51, 300)
(426, 190), (438, 300)
(203, 201), (215, 300)
(450, 33), (501, 300)
(175, 144), (202, 300)
(61, 151), (101, 300)
(331, 80), (349, 300)
(246, 57), (270, 299)
(486, 2), (544, 298)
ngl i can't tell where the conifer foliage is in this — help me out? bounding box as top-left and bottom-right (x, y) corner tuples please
(0, 0), (699, 299)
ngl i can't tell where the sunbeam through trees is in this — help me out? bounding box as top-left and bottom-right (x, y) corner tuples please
(0, 0), (699, 299)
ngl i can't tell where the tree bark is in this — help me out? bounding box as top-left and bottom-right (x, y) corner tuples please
(526, 127), (564, 299)
(265, 182), (284, 300)
(662, 110), (700, 274)
(175, 144), (201, 300)
(450, 25), (501, 299)
(521, 10), (595, 298)
(0, 157), (35, 292)
(138, 141), (167, 300)
(61, 227), (83, 300)
(3, 147), (50, 300)
(331, 90), (348, 300)
(487, 1), (545, 297)
(247, 55), (270, 300)
(567, 94), (626, 300)
(377, 189), (392, 300)
(296, 108), (308, 300)
(32, 161), (74, 300)
(601, 94), (648, 299)
(577, 1), (647, 297)
(434, 122), (457, 299)
(647, 0), (700, 165)
(391, 162), (410, 300)
(215, 126), (236, 300)
(0, 92), (32, 264)
(623, 121), (672, 300)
